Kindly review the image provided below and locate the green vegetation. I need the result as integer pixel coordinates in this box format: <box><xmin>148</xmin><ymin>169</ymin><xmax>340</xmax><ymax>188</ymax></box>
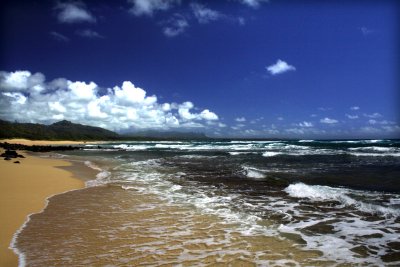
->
<box><xmin>0</xmin><ymin>120</ymin><xmax>119</xmax><ymax>141</ymax></box>
<box><xmin>0</xmin><ymin>120</ymin><xmax>210</xmax><ymax>141</ymax></box>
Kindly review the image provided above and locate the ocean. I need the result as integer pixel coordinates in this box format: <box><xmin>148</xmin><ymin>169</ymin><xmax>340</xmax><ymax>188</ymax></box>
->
<box><xmin>14</xmin><ymin>139</ymin><xmax>400</xmax><ymax>266</ymax></box>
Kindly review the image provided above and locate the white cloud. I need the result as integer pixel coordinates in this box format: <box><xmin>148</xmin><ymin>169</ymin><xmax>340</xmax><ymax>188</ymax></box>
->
<box><xmin>364</xmin><ymin>112</ymin><xmax>382</xmax><ymax>118</ymax></box>
<box><xmin>235</xmin><ymin>117</ymin><xmax>246</xmax><ymax>122</ymax></box>
<box><xmin>298</xmin><ymin>121</ymin><xmax>313</xmax><ymax>128</ymax></box>
<box><xmin>368</xmin><ymin>119</ymin><xmax>395</xmax><ymax>125</ymax></box>
<box><xmin>0</xmin><ymin>71</ymin><xmax>45</xmax><ymax>92</ymax></box>
<box><xmin>318</xmin><ymin>107</ymin><xmax>332</xmax><ymax>111</ymax></box>
<box><xmin>200</xmin><ymin>109</ymin><xmax>218</xmax><ymax>120</ymax></box>
<box><xmin>0</xmin><ymin>70</ymin><xmax>219</xmax><ymax>131</ymax></box>
<box><xmin>191</xmin><ymin>3</ymin><xmax>221</xmax><ymax>24</ymax></box>
<box><xmin>360</xmin><ymin>126</ymin><xmax>380</xmax><ymax>134</ymax></box>
<box><xmin>346</xmin><ymin>114</ymin><xmax>359</xmax><ymax>119</ymax></box>
<box><xmin>231</xmin><ymin>123</ymin><xmax>246</xmax><ymax>130</ymax></box>
<box><xmin>2</xmin><ymin>92</ymin><xmax>27</xmax><ymax>105</ymax></box>
<box><xmin>48</xmin><ymin>102</ymin><xmax>66</xmax><ymax>113</ymax></box>
<box><xmin>162</xmin><ymin>14</ymin><xmax>189</xmax><ymax>37</ymax></box>
<box><xmin>128</xmin><ymin>0</ymin><xmax>178</xmax><ymax>16</ymax></box>
<box><xmin>382</xmin><ymin>125</ymin><xmax>400</xmax><ymax>133</ymax></box>
<box><xmin>50</xmin><ymin>31</ymin><xmax>70</xmax><ymax>42</ymax></box>
<box><xmin>237</xmin><ymin>0</ymin><xmax>269</xmax><ymax>8</ymax></box>
<box><xmin>285</xmin><ymin>128</ymin><xmax>305</xmax><ymax>135</ymax></box>
<box><xmin>360</xmin><ymin>27</ymin><xmax>374</xmax><ymax>36</ymax></box>
<box><xmin>114</xmin><ymin>81</ymin><xmax>148</xmax><ymax>104</ymax></box>
<box><xmin>55</xmin><ymin>2</ymin><xmax>96</xmax><ymax>24</ymax></box>
<box><xmin>277</xmin><ymin>117</ymin><xmax>284</xmax><ymax>121</ymax></box>
<box><xmin>350</xmin><ymin>106</ymin><xmax>360</xmax><ymax>110</ymax></box>
<box><xmin>320</xmin><ymin>117</ymin><xmax>338</xmax><ymax>124</ymax></box>
<box><xmin>266</xmin><ymin>59</ymin><xmax>296</xmax><ymax>75</ymax></box>
<box><xmin>76</xmin><ymin>29</ymin><xmax>104</xmax><ymax>39</ymax></box>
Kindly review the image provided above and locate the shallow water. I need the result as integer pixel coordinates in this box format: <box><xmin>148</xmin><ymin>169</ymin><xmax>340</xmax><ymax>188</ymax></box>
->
<box><xmin>14</xmin><ymin>139</ymin><xmax>400</xmax><ymax>266</ymax></box>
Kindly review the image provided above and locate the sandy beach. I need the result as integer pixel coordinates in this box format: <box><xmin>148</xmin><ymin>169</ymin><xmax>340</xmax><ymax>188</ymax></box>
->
<box><xmin>0</xmin><ymin>139</ymin><xmax>96</xmax><ymax>146</ymax></box>
<box><xmin>0</xmin><ymin>142</ymin><xmax>86</xmax><ymax>267</ymax></box>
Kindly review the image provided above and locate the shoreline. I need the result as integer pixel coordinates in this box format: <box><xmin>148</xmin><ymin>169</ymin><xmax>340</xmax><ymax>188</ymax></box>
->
<box><xmin>0</xmin><ymin>145</ymin><xmax>88</xmax><ymax>267</ymax></box>
<box><xmin>0</xmin><ymin>138</ymin><xmax>101</xmax><ymax>146</ymax></box>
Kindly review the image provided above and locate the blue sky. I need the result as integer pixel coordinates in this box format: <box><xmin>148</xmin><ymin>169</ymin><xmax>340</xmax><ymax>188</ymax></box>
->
<box><xmin>0</xmin><ymin>0</ymin><xmax>399</xmax><ymax>138</ymax></box>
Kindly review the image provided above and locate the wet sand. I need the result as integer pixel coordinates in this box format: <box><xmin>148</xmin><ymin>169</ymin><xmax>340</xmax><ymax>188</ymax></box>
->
<box><xmin>0</xmin><ymin>148</ymin><xmax>85</xmax><ymax>267</ymax></box>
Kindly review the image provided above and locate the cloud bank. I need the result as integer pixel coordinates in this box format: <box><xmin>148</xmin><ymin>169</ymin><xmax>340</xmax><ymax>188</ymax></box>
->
<box><xmin>0</xmin><ymin>70</ymin><xmax>219</xmax><ymax>131</ymax></box>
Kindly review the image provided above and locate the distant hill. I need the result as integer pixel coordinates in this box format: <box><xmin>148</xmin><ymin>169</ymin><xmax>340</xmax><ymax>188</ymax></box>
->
<box><xmin>0</xmin><ymin>120</ymin><xmax>119</xmax><ymax>141</ymax></box>
<box><xmin>0</xmin><ymin>120</ymin><xmax>211</xmax><ymax>141</ymax></box>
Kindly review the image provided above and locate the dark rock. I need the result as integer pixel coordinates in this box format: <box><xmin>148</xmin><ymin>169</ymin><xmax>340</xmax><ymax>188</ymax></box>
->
<box><xmin>1</xmin><ymin>150</ymin><xmax>18</xmax><ymax>158</ymax></box>
<box><xmin>304</xmin><ymin>222</ymin><xmax>336</xmax><ymax>235</ymax></box>
<box><xmin>350</xmin><ymin>245</ymin><xmax>369</xmax><ymax>258</ymax></box>
<box><xmin>382</xmin><ymin>251</ymin><xmax>400</xmax><ymax>262</ymax></box>
<box><xmin>4</xmin><ymin>157</ymin><xmax>11</xmax><ymax>160</ymax></box>
<box><xmin>17</xmin><ymin>154</ymin><xmax>25</xmax><ymax>158</ymax></box>
<box><xmin>0</xmin><ymin>142</ymin><xmax>82</xmax><ymax>153</ymax></box>
<box><xmin>388</xmin><ymin>241</ymin><xmax>400</xmax><ymax>250</ymax></box>
<box><xmin>14</xmin><ymin>161</ymin><xmax>20</xmax><ymax>164</ymax></box>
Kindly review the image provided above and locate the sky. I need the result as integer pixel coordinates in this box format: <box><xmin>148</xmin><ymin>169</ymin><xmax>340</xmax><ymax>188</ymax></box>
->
<box><xmin>0</xmin><ymin>0</ymin><xmax>399</xmax><ymax>139</ymax></box>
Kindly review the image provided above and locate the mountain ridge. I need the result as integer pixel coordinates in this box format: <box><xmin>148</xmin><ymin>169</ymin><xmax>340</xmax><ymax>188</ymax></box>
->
<box><xmin>0</xmin><ymin>120</ymin><xmax>211</xmax><ymax>141</ymax></box>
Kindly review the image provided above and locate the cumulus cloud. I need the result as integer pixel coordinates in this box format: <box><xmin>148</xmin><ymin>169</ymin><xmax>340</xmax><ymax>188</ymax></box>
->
<box><xmin>191</xmin><ymin>3</ymin><xmax>221</xmax><ymax>24</ymax></box>
<box><xmin>350</xmin><ymin>106</ymin><xmax>360</xmax><ymax>110</ymax></box>
<box><xmin>235</xmin><ymin>117</ymin><xmax>246</xmax><ymax>122</ymax></box>
<box><xmin>237</xmin><ymin>0</ymin><xmax>269</xmax><ymax>8</ymax></box>
<box><xmin>55</xmin><ymin>2</ymin><xmax>96</xmax><ymax>24</ymax></box>
<box><xmin>0</xmin><ymin>70</ymin><xmax>219</xmax><ymax>131</ymax></box>
<box><xmin>128</xmin><ymin>0</ymin><xmax>179</xmax><ymax>16</ymax></box>
<box><xmin>320</xmin><ymin>117</ymin><xmax>338</xmax><ymax>124</ymax></box>
<box><xmin>200</xmin><ymin>109</ymin><xmax>218</xmax><ymax>120</ymax></box>
<box><xmin>162</xmin><ymin>14</ymin><xmax>189</xmax><ymax>37</ymax></box>
<box><xmin>266</xmin><ymin>59</ymin><xmax>296</xmax><ymax>75</ymax></box>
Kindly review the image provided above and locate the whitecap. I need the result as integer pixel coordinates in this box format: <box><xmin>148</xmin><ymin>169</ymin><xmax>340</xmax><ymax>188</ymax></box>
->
<box><xmin>262</xmin><ymin>151</ymin><xmax>281</xmax><ymax>157</ymax></box>
<box><xmin>284</xmin><ymin>183</ymin><xmax>400</xmax><ymax>217</ymax></box>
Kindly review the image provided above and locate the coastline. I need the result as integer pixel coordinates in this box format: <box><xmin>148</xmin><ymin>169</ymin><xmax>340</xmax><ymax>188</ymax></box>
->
<box><xmin>0</xmin><ymin>139</ymin><xmax>98</xmax><ymax>146</ymax></box>
<box><xmin>0</xmin><ymin>143</ymin><xmax>87</xmax><ymax>267</ymax></box>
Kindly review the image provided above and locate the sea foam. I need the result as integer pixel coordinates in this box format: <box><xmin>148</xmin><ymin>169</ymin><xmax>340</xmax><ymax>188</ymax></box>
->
<box><xmin>284</xmin><ymin>183</ymin><xmax>400</xmax><ymax>217</ymax></box>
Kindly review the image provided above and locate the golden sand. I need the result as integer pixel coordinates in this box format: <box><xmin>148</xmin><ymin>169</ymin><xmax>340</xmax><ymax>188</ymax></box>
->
<box><xmin>0</xmin><ymin>148</ymin><xmax>85</xmax><ymax>267</ymax></box>
<box><xmin>0</xmin><ymin>138</ymin><xmax>100</xmax><ymax>146</ymax></box>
